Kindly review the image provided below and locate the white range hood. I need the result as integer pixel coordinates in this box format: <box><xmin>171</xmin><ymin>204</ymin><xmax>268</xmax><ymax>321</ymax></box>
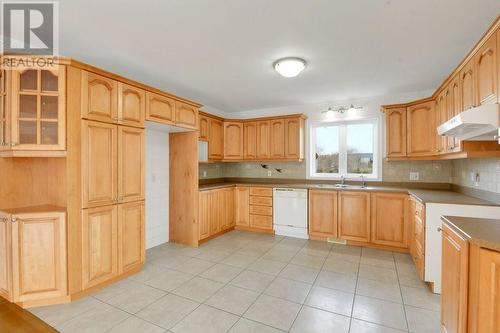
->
<box><xmin>437</xmin><ymin>104</ymin><xmax>500</xmax><ymax>141</ymax></box>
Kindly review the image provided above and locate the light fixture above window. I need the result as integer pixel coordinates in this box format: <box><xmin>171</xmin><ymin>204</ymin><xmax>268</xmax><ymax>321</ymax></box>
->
<box><xmin>321</xmin><ymin>104</ymin><xmax>363</xmax><ymax>115</ymax></box>
<box><xmin>274</xmin><ymin>57</ymin><xmax>307</xmax><ymax>78</ymax></box>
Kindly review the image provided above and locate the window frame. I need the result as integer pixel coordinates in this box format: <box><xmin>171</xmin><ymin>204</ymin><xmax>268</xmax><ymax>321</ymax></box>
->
<box><xmin>308</xmin><ymin>117</ymin><xmax>381</xmax><ymax>181</ymax></box>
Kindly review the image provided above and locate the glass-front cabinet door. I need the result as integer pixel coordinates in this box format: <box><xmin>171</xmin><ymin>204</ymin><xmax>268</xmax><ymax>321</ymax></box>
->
<box><xmin>10</xmin><ymin>67</ymin><xmax>66</xmax><ymax>152</ymax></box>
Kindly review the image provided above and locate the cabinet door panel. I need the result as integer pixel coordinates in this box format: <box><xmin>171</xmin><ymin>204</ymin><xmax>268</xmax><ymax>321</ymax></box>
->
<box><xmin>175</xmin><ymin>102</ymin><xmax>198</xmax><ymax>129</ymax></box>
<box><xmin>476</xmin><ymin>248</ymin><xmax>500</xmax><ymax>333</ymax></box>
<box><xmin>11</xmin><ymin>212</ymin><xmax>67</xmax><ymax>302</ymax></box>
<box><xmin>460</xmin><ymin>60</ymin><xmax>476</xmax><ymax>110</ymax></box>
<box><xmin>81</xmin><ymin>71</ymin><xmax>118</xmax><ymax>124</ymax></box>
<box><xmin>371</xmin><ymin>193</ymin><xmax>408</xmax><ymax>248</ymax></box>
<box><xmin>256</xmin><ymin>121</ymin><xmax>270</xmax><ymax>159</ymax></box>
<box><xmin>118</xmin><ymin>201</ymin><xmax>144</xmax><ymax>273</ymax></box>
<box><xmin>224</xmin><ymin>122</ymin><xmax>244</xmax><ymax>160</ymax></box>
<box><xmin>209</xmin><ymin>191</ymin><xmax>221</xmax><ymax>235</ymax></box>
<box><xmin>118</xmin><ymin>83</ymin><xmax>145</xmax><ymax>128</ymax></box>
<box><xmin>308</xmin><ymin>190</ymin><xmax>338</xmax><ymax>238</ymax></box>
<box><xmin>82</xmin><ymin>121</ymin><xmax>117</xmax><ymax>208</ymax></box>
<box><xmin>199</xmin><ymin>115</ymin><xmax>209</xmax><ymax>140</ymax></box>
<box><xmin>386</xmin><ymin>108</ymin><xmax>407</xmax><ymax>157</ymax></box>
<box><xmin>244</xmin><ymin>122</ymin><xmax>257</xmax><ymax>159</ymax></box>
<box><xmin>449</xmin><ymin>75</ymin><xmax>462</xmax><ymax>152</ymax></box>
<box><xmin>269</xmin><ymin>119</ymin><xmax>285</xmax><ymax>158</ymax></box>
<box><xmin>198</xmin><ymin>191</ymin><xmax>210</xmax><ymax>240</ymax></box>
<box><xmin>145</xmin><ymin>92</ymin><xmax>175</xmax><ymax>124</ymax></box>
<box><xmin>338</xmin><ymin>192</ymin><xmax>370</xmax><ymax>243</ymax></box>
<box><xmin>0</xmin><ymin>212</ymin><xmax>11</xmax><ymax>300</ymax></box>
<box><xmin>235</xmin><ymin>187</ymin><xmax>250</xmax><ymax>227</ymax></box>
<box><xmin>118</xmin><ymin>126</ymin><xmax>144</xmax><ymax>203</ymax></box>
<box><xmin>285</xmin><ymin>118</ymin><xmax>304</xmax><ymax>159</ymax></box>
<box><xmin>407</xmin><ymin>101</ymin><xmax>435</xmax><ymax>157</ymax></box>
<box><xmin>475</xmin><ymin>33</ymin><xmax>498</xmax><ymax>105</ymax></box>
<box><xmin>441</xmin><ymin>224</ymin><xmax>468</xmax><ymax>333</ymax></box>
<box><xmin>82</xmin><ymin>205</ymin><xmax>118</xmax><ymax>289</ymax></box>
<box><xmin>250</xmin><ymin>214</ymin><xmax>272</xmax><ymax>230</ymax></box>
<box><xmin>208</xmin><ymin>118</ymin><xmax>224</xmax><ymax>160</ymax></box>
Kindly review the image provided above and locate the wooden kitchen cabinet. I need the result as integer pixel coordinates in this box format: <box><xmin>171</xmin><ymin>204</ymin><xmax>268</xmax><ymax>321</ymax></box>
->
<box><xmin>198</xmin><ymin>191</ymin><xmax>210</xmax><ymax>240</ymax></box>
<box><xmin>441</xmin><ymin>223</ymin><xmax>469</xmax><ymax>333</ymax></box>
<box><xmin>406</xmin><ymin>101</ymin><xmax>436</xmax><ymax>157</ymax></box>
<box><xmin>284</xmin><ymin>117</ymin><xmax>305</xmax><ymax>159</ymax></box>
<box><xmin>198</xmin><ymin>188</ymin><xmax>236</xmax><ymax>241</ymax></box>
<box><xmin>435</xmin><ymin>89</ymin><xmax>450</xmax><ymax>155</ymax></box>
<box><xmin>81</xmin><ymin>71</ymin><xmax>118</xmax><ymax>124</ymax></box>
<box><xmin>269</xmin><ymin>119</ymin><xmax>285</xmax><ymax>158</ymax></box>
<box><xmin>220</xmin><ymin>188</ymin><xmax>235</xmax><ymax>230</ymax></box>
<box><xmin>5</xmin><ymin>67</ymin><xmax>66</xmax><ymax>154</ymax></box>
<box><xmin>370</xmin><ymin>192</ymin><xmax>409</xmax><ymax>249</ymax></box>
<box><xmin>82</xmin><ymin>205</ymin><xmax>118</xmax><ymax>289</ymax></box>
<box><xmin>385</xmin><ymin>107</ymin><xmax>407</xmax><ymax>158</ymax></box>
<box><xmin>208</xmin><ymin>118</ymin><xmax>224</xmax><ymax>160</ymax></box>
<box><xmin>118</xmin><ymin>201</ymin><xmax>144</xmax><ymax>274</ymax></box>
<box><xmin>448</xmin><ymin>75</ymin><xmax>462</xmax><ymax>153</ymax></box>
<box><xmin>410</xmin><ymin>197</ymin><xmax>426</xmax><ymax>280</ymax></box>
<box><xmin>474</xmin><ymin>32</ymin><xmax>497</xmax><ymax>105</ymax></box>
<box><xmin>118</xmin><ymin>83</ymin><xmax>145</xmax><ymax>128</ymax></box>
<box><xmin>0</xmin><ymin>211</ymin><xmax>10</xmax><ymax>301</ymax></box>
<box><xmin>118</xmin><ymin>126</ymin><xmax>144</xmax><ymax>203</ymax></box>
<box><xmin>82</xmin><ymin>120</ymin><xmax>118</xmax><ymax>208</ymax></box>
<box><xmin>338</xmin><ymin>192</ymin><xmax>371</xmax><ymax>243</ymax></box>
<box><xmin>175</xmin><ymin>101</ymin><xmax>198</xmax><ymax>129</ymax></box>
<box><xmin>459</xmin><ymin>59</ymin><xmax>477</xmax><ymax>111</ymax></box>
<box><xmin>199</xmin><ymin>115</ymin><xmax>209</xmax><ymax>140</ymax></box>
<box><xmin>235</xmin><ymin>187</ymin><xmax>250</xmax><ymax>227</ymax></box>
<box><xmin>244</xmin><ymin>122</ymin><xmax>257</xmax><ymax>159</ymax></box>
<box><xmin>145</xmin><ymin>92</ymin><xmax>176</xmax><ymax>125</ymax></box>
<box><xmin>224</xmin><ymin>121</ymin><xmax>244</xmax><ymax>160</ymax></box>
<box><xmin>256</xmin><ymin>120</ymin><xmax>270</xmax><ymax>159</ymax></box>
<box><xmin>308</xmin><ymin>190</ymin><xmax>338</xmax><ymax>239</ymax></box>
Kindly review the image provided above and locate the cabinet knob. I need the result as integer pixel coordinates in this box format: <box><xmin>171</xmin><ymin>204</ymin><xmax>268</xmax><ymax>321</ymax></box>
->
<box><xmin>11</xmin><ymin>217</ymin><xmax>18</xmax><ymax>223</ymax></box>
<box><xmin>10</xmin><ymin>142</ymin><xmax>17</xmax><ymax>147</ymax></box>
<box><xmin>0</xmin><ymin>217</ymin><xmax>7</xmax><ymax>222</ymax></box>
<box><xmin>437</xmin><ymin>227</ymin><xmax>442</xmax><ymax>232</ymax></box>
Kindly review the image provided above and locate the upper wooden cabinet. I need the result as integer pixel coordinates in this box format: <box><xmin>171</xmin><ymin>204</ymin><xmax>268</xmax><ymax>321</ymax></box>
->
<box><xmin>441</xmin><ymin>223</ymin><xmax>469</xmax><ymax>333</ymax></box>
<box><xmin>145</xmin><ymin>92</ymin><xmax>176</xmax><ymax>125</ymax></box>
<box><xmin>118</xmin><ymin>83</ymin><xmax>145</xmax><ymax>128</ymax></box>
<box><xmin>199</xmin><ymin>115</ymin><xmax>209</xmax><ymax>140</ymax></box>
<box><xmin>309</xmin><ymin>190</ymin><xmax>338</xmax><ymax>239</ymax></box>
<box><xmin>2</xmin><ymin>67</ymin><xmax>66</xmax><ymax>155</ymax></box>
<box><xmin>256</xmin><ymin>120</ymin><xmax>270</xmax><ymax>159</ymax></box>
<box><xmin>82</xmin><ymin>71</ymin><xmax>118</xmax><ymax>124</ymax></box>
<box><xmin>338</xmin><ymin>191</ymin><xmax>371</xmax><ymax>243</ymax></box>
<box><xmin>449</xmin><ymin>75</ymin><xmax>462</xmax><ymax>153</ymax></box>
<box><xmin>385</xmin><ymin>107</ymin><xmax>407</xmax><ymax>158</ymax></box>
<box><xmin>370</xmin><ymin>192</ymin><xmax>408</xmax><ymax>249</ymax></box>
<box><xmin>208</xmin><ymin>118</ymin><xmax>224</xmax><ymax>160</ymax></box>
<box><xmin>474</xmin><ymin>33</ymin><xmax>498</xmax><ymax>105</ymax></box>
<box><xmin>459</xmin><ymin>59</ymin><xmax>477</xmax><ymax>111</ymax></box>
<box><xmin>175</xmin><ymin>101</ymin><xmax>198</xmax><ymax>130</ymax></box>
<box><xmin>118</xmin><ymin>126</ymin><xmax>144</xmax><ymax>203</ymax></box>
<box><xmin>406</xmin><ymin>101</ymin><xmax>436</xmax><ymax>157</ymax></box>
<box><xmin>269</xmin><ymin>119</ymin><xmax>285</xmax><ymax>158</ymax></box>
<box><xmin>285</xmin><ymin>117</ymin><xmax>305</xmax><ymax>159</ymax></box>
<box><xmin>224</xmin><ymin>122</ymin><xmax>244</xmax><ymax>160</ymax></box>
<box><xmin>244</xmin><ymin>122</ymin><xmax>257</xmax><ymax>159</ymax></box>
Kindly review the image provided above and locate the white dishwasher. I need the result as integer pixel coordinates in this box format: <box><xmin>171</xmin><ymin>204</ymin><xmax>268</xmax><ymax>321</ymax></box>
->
<box><xmin>273</xmin><ymin>188</ymin><xmax>308</xmax><ymax>239</ymax></box>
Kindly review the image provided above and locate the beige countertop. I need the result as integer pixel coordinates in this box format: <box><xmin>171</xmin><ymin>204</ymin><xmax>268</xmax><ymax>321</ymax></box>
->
<box><xmin>441</xmin><ymin>216</ymin><xmax>500</xmax><ymax>252</ymax></box>
<box><xmin>199</xmin><ymin>182</ymin><xmax>498</xmax><ymax>206</ymax></box>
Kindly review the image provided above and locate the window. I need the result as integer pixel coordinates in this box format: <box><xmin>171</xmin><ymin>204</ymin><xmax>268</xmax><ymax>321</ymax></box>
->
<box><xmin>309</xmin><ymin>118</ymin><xmax>380</xmax><ymax>179</ymax></box>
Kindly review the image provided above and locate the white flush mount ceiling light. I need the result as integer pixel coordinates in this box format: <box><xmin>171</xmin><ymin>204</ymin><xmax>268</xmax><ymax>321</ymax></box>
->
<box><xmin>321</xmin><ymin>104</ymin><xmax>363</xmax><ymax>115</ymax></box>
<box><xmin>274</xmin><ymin>57</ymin><xmax>307</xmax><ymax>78</ymax></box>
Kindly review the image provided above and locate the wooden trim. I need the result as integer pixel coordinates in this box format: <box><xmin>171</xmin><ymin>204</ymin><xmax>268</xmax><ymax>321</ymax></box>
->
<box><xmin>197</xmin><ymin>227</ymin><xmax>235</xmax><ymax>246</ymax></box>
<box><xmin>199</xmin><ymin>111</ymin><xmax>308</xmax><ymax>123</ymax></box>
<box><xmin>234</xmin><ymin>225</ymin><xmax>275</xmax><ymax>234</ymax></box>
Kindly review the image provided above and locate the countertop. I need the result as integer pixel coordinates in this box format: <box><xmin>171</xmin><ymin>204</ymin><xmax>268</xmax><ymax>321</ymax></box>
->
<box><xmin>441</xmin><ymin>216</ymin><xmax>500</xmax><ymax>251</ymax></box>
<box><xmin>199</xmin><ymin>182</ymin><xmax>499</xmax><ymax>206</ymax></box>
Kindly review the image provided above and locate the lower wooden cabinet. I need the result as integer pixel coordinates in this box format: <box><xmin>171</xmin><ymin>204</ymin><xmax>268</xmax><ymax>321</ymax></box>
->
<box><xmin>235</xmin><ymin>187</ymin><xmax>250</xmax><ymax>227</ymax></box>
<box><xmin>308</xmin><ymin>190</ymin><xmax>338</xmax><ymax>239</ymax></box>
<box><xmin>338</xmin><ymin>192</ymin><xmax>371</xmax><ymax>243</ymax></box>
<box><xmin>410</xmin><ymin>197</ymin><xmax>426</xmax><ymax>280</ymax></box>
<box><xmin>118</xmin><ymin>201</ymin><xmax>145</xmax><ymax>274</ymax></box>
<box><xmin>370</xmin><ymin>192</ymin><xmax>409</xmax><ymax>248</ymax></box>
<box><xmin>441</xmin><ymin>223</ymin><xmax>469</xmax><ymax>333</ymax></box>
<box><xmin>198</xmin><ymin>188</ymin><xmax>235</xmax><ymax>241</ymax></box>
<box><xmin>0</xmin><ymin>209</ymin><xmax>67</xmax><ymax>304</ymax></box>
<box><xmin>248</xmin><ymin>187</ymin><xmax>273</xmax><ymax>232</ymax></box>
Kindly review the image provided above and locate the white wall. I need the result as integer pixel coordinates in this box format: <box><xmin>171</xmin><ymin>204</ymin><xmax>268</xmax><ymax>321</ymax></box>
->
<box><xmin>145</xmin><ymin>127</ymin><xmax>170</xmax><ymax>249</ymax></box>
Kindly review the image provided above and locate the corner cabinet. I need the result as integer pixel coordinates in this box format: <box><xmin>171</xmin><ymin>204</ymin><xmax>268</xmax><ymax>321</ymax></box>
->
<box><xmin>224</xmin><ymin>121</ymin><xmax>244</xmax><ymax>160</ymax></box>
<box><xmin>0</xmin><ymin>209</ymin><xmax>67</xmax><ymax>305</ymax></box>
<box><xmin>406</xmin><ymin>101</ymin><xmax>436</xmax><ymax>157</ymax></box>
<box><xmin>385</xmin><ymin>107</ymin><xmax>407</xmax><ymax>158</ymax></box>
<box><xmin>1</xmin><ymin>67</ymin><xmax>66</xmax><ymax>156</ymax></box>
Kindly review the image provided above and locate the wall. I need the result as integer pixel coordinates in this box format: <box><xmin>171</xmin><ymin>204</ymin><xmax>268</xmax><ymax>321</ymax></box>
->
<box><xmin>145</xmin><ymin>127</ymin><xmax>170</xmax><ymax>249</ymax></box>
<box><xmin>452</xmin><ymin>158</ymin><xmax>500</xmax><ymax>193</ymax></box>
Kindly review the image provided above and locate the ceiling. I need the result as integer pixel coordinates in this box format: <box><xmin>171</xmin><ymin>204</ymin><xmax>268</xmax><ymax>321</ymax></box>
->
<box><xmin>60</xmin><ymin>1</ymin><xmax>500</xmax><ymax>112</ymax></box>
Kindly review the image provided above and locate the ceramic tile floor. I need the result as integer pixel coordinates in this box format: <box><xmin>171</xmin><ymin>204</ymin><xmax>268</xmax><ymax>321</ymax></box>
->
<box><xmin>29</xmin><ymin>230</ymin><xmax>441</xmax><ymax>333</ymax></box>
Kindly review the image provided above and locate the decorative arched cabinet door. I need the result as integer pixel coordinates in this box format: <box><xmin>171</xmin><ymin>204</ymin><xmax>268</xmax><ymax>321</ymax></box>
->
<box><xmin>81</xmin><ymin>71</ymin><xmax>118</xmax><ymax>124</ymax></box>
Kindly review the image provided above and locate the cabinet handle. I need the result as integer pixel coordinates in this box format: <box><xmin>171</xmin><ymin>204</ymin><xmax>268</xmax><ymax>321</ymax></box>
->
<box><xmin>11</xmin><ymin>217</ymin><xmax>18</xmax><ymax>223</ymax></box>
<box><xmin>10</xmin><ymin>142</ymin><xmax>17</xmax><ymax>147</ymax></box>
<box><xmin>0</xmin><ymin>217</ymin><xmax>7</xmax><ymax>222</ymax></box>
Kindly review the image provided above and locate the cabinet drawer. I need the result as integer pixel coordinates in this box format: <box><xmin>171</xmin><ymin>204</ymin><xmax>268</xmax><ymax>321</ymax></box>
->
<box><xmin>249</xmin><ymin>205</ymin><xmax>272</xmax><ymax>216</ymax></box>
<box><xmin>249</xmin><ymin>187</ymin><xmax>273</xmax><ymax>197</ymax></box>
<box><xmin>250</xmin><ymin>214</ymin><xmax>273</xmax><ymax>230</ymax></box>
<box><xmin>249</xmin><ymin>196</ymin><xmax>273</xmax><ymax>206</ymax></box>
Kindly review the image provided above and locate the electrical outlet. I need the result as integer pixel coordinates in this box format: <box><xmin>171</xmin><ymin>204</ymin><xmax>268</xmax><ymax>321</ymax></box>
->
<box><xmin>267</xmin><ymin>170</ymin><xmax>272</xmax><ymax>177</ymax></box>
<box><xmin>409</xmin><ymin>172</ymin><xmax>419</xmax><ymax>181</ymax></box>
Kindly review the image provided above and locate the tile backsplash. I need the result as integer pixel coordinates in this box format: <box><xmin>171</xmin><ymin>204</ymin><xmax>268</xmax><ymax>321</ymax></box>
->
<box><xmin>199</xmin><ymin>159</ymin><xmax>453</xmax><ymax>183</ymax></box>
<box><xmin>452</xmin><ymin>158</ymin><xmax>500</xmax><ymax>193</ymax></box>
